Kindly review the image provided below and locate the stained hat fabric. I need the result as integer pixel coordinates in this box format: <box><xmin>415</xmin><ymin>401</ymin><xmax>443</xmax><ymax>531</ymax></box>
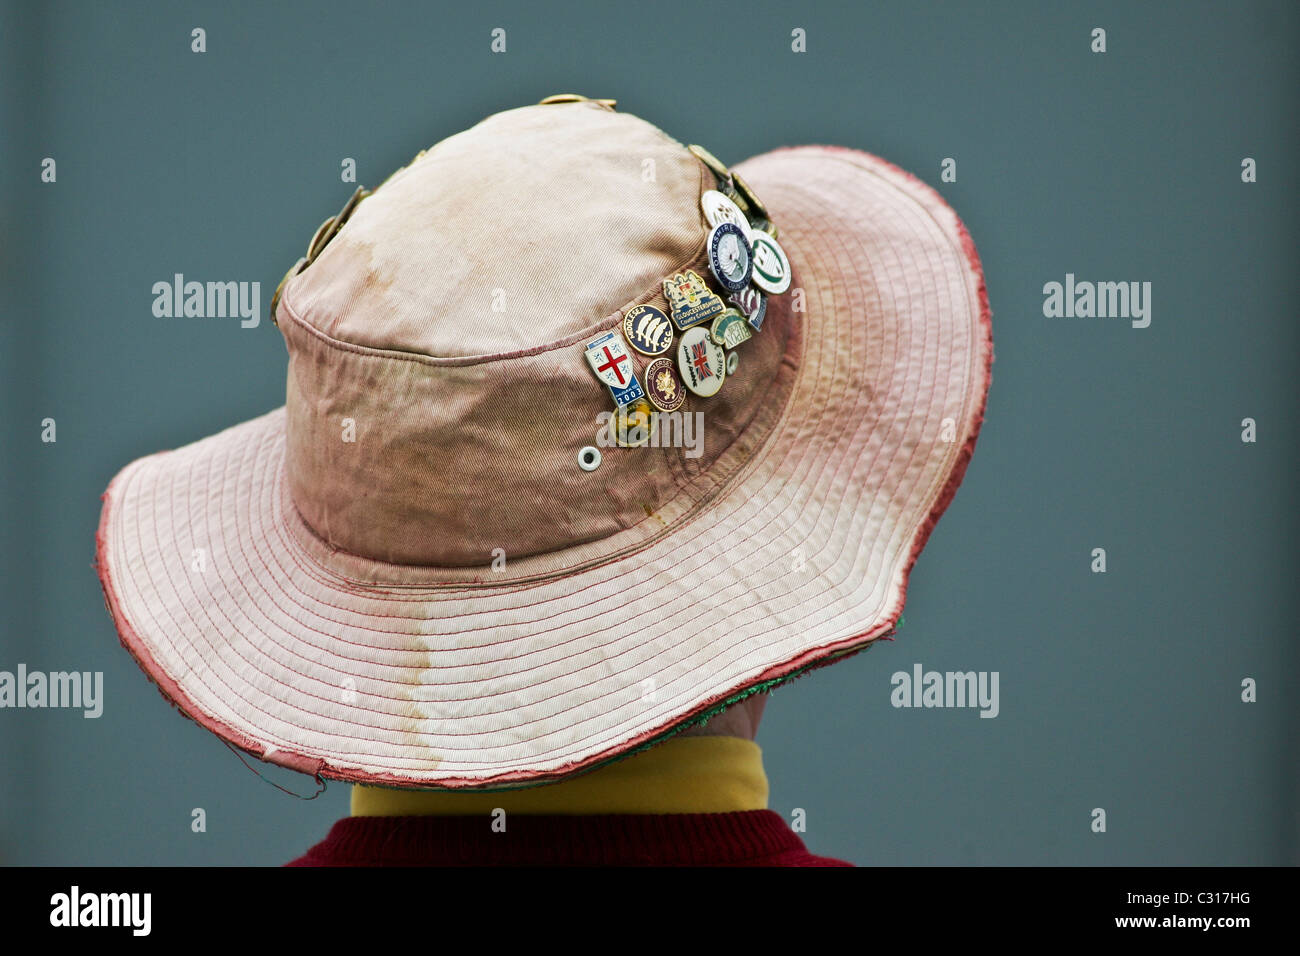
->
<box><xmin>95</xmin><ymin>98</ymin><xmax>993</xmax><ymax>789</ymax></box>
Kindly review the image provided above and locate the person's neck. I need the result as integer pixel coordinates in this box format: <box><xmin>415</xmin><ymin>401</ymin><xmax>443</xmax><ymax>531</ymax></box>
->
<box><xmin>351</xmin><ymin>735</ymin><xmax>768</xmax><ymax>816</ymax></box>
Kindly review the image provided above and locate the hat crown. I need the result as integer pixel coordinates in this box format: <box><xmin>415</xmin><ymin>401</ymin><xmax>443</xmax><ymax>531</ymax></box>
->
<box><xmin>280</xmin><ymin>102</ymin><xmax>707</xmax><ymax>359</ymax></box>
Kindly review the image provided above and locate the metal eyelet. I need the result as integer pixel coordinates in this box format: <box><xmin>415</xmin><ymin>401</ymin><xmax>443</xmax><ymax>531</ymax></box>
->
<box><xmin>578</xmin><ymin>446</ymin><xmax>602</xmax><ymax>471</ymax></box>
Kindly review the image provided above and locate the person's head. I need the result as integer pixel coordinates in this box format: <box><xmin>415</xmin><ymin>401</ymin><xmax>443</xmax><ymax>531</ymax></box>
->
<box><xmin>677</xmin><ymin>692</ymin><xmax>767</xmax><ymax>741</ymax></box>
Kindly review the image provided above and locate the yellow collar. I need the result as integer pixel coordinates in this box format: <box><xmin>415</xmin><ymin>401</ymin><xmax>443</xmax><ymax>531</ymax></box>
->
<box><xmin>351</xmin><ymin>736</ymin><xmax>768</xmax><ymax>816</ymax></box>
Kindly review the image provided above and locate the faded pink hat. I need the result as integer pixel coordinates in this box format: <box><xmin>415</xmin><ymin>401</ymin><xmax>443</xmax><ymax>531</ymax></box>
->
<box><xmin>95</xmin><ymin>96</ymin><xmax>993</xmax><ymax>789</ymax></box>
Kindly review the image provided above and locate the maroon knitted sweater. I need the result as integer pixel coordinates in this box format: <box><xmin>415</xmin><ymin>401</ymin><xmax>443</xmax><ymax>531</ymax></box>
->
<box><xmin>287</xmin><ymin>811</ymin><xmax>853</xmax><ymax>867</ymax></box>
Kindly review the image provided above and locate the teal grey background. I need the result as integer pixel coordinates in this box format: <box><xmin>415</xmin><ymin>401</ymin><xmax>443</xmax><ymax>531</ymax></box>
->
<box><xmin>2</xmin><ymin>0</ymin><xmax>1296</xmax><ymax>865</ymax></box>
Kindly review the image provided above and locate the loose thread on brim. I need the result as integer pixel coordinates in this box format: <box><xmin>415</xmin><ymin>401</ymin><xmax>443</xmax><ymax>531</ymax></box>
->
<box><xmin>223</xmin><ymin>740</ymin><xmax>327</xmax><ymax>800</ymax></box>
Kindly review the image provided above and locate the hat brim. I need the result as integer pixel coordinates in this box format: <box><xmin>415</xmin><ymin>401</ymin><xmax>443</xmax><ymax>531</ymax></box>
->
<box><xmin>95</xmin><ymin>145</ymin><xmax>992</xmax><ymax>789</ymax></box>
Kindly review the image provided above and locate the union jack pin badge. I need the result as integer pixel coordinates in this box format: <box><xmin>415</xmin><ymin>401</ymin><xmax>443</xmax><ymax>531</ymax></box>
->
<box><xmin>676</xmin><ymin>326</ymin><xmax>726</xmax><ymax>398</ymax></box>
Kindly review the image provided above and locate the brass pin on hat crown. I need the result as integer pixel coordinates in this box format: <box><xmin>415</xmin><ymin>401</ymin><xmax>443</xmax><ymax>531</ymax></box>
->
<box><xmin>539</xmin><ymin>93</ymin><xmax>617</xmax><ymax>109</ymax></box>
<box><xmin>270</xmin><ymin>185</ymin><xmax>370</xmax><ymax>326</ymax></box>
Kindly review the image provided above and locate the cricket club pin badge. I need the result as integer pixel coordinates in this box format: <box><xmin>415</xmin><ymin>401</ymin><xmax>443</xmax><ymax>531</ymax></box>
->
<box><xmin>701</xmin><ymin>189</ymin><xmax>751</xmax><ymax>241</ymax></box>
<box><xmin>584</xmin><ymin>331</ymin><xmax>644</xmax><ymax>407</ymax></box>
<box><xmin>644</xmin><ymin>357</ymin><xmax>686</xmax><ymax>412</ymax></box>
<box><xmin>677</xmin><ymin>326</ymin><xmax>726</xmax><ymax>398</ymax></box>
<box><xmin>710</xmin><ymin>309</ymin><xmax>753</xmax><ymax>349</ymax></box>
<box><xmin>622</xmin><ymin>304</ymin><xmax>674</xmax><ymax>357</ymax></box>
<box><xmin>729</xmin><ymin>286</ymin><xmax>767</xmax><ymax>332</ymax></box>
<box><xmin>707</xmin><ymin>222</ymin><xmax>753</xmax><ymax>293</ymax></box>
<box><xmin>663</xmin><ymin>269</ymin><xmax>725</xmax><ymax>331</ymax></box>
<box><xmin>749</xmin><ymin>231</ymin><xmax>792</xmax><ymax>295</ymax></box>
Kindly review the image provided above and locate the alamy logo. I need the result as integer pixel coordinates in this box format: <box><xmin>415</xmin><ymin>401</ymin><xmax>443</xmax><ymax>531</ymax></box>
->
<box><xmin>1042</xmin><ymin>273</ymin><xmax>1151</xmax><ymax>328</ymax></box>
<box><xmin>50</xmin><ymin>886</ymin><xmax>150</xmax><ymax>936</ymax></box>
<box><xmin>595</xmin><ymin>409</ymin><xmax>705</xmax><ymax>458</ymax></box>
<box><xmin>151</xmin><ymin>273</ymin><xmax>261</xmax><ymax>328</ymax></box>
<box><xmin>0</xmin><ymin>664</ymin><xmax>103</xmax><ymax>718</ymax></box>
<box><xmin>890</xmin><ymin>663</ymin><xmax>999</xmax><ymax>718</ymax></box>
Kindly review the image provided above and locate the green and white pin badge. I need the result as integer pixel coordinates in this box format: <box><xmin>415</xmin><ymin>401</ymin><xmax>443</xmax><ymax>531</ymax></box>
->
<box><xmin>750</xmin><ymin>232</ymin><xmax>791</xmax><ymax>295</ymax></box>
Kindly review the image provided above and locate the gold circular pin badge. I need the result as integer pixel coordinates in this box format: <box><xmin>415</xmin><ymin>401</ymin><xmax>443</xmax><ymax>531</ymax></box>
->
<box><xmin>614</xmin><ymin>398</ymin><xmax>656</xmax><ymax>447</ymax></box>
<box><xmin>270</xmin><ymin>186</ymin><xmax>370</xmax><ymax>326</ymax></box>
<box><xmin>719</xmin><ymin>181</ymin><xmax>751</xmax><ymax>221</ymax></box>
<box><xmin>688</xmin><ymin>144</ymin><xmax>731</xmax><ymax>183</ymax></box>
<box><xmin>270</xmin><ymin>258</ymin><xmax>305</xmax><ymax>326</ymax></box>
<box><xmin>539</xmin><ymin>94</ymin><xmax>617</xmax><ymax>108</ymax></box>
<box><xmin>730</xmin><ymin>172</ymin><xmax>770</xmax><ymax>224</ymax></box>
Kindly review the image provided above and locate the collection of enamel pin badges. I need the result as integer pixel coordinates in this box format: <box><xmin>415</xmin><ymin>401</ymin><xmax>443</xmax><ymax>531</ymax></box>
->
<box><xmin>582</xmin><ymin>145</ymin><xmax>793</xmax><ymax>448</ymax></box>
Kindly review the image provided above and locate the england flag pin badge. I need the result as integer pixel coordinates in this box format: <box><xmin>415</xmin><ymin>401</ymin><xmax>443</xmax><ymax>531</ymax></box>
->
<box><xmin>584</xmin><ymin>331</ymin><xmax>644</xmax><ymax>407</ymax></box>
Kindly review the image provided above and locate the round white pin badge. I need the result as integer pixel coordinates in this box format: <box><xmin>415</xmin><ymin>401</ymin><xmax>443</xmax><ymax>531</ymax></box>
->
<box><xmin>707</xmin><ymin>222</ymin><xmax>753</xmax><ymax>293</ymax></box>
<box><xmin>677</xmin><ymin>326</ymin><xmax>726</xmax><ymax>397</ymax></box>
<box><xmin>749</xmin><ymin>231</ymin><xmax>792</xmax><ymax>295</ymax></box>
<box><xmin>700</xmin><ymin>189</ymin><xmax>751</xmax><ymax>241</ymax></box>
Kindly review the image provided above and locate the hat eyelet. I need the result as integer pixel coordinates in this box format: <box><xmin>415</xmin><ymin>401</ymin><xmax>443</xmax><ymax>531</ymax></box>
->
<box><xmin>578</xmin><ymin>446</ymin><xmax>602</xmax><ymax>471</ymax></box>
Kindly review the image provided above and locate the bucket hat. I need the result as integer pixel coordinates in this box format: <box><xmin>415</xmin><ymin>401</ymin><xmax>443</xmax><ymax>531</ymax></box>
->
<box><xmin>95</xmin><ymin>95</ymin><xmax>993</xmax><ymax>789</ymax></box>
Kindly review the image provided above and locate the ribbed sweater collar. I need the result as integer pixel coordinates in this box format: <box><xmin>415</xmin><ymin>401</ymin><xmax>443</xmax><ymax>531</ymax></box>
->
<box><xmin>290</xmin><ymin>810</ymin><xmax>809</xmax><ymax>866</ymax></box>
